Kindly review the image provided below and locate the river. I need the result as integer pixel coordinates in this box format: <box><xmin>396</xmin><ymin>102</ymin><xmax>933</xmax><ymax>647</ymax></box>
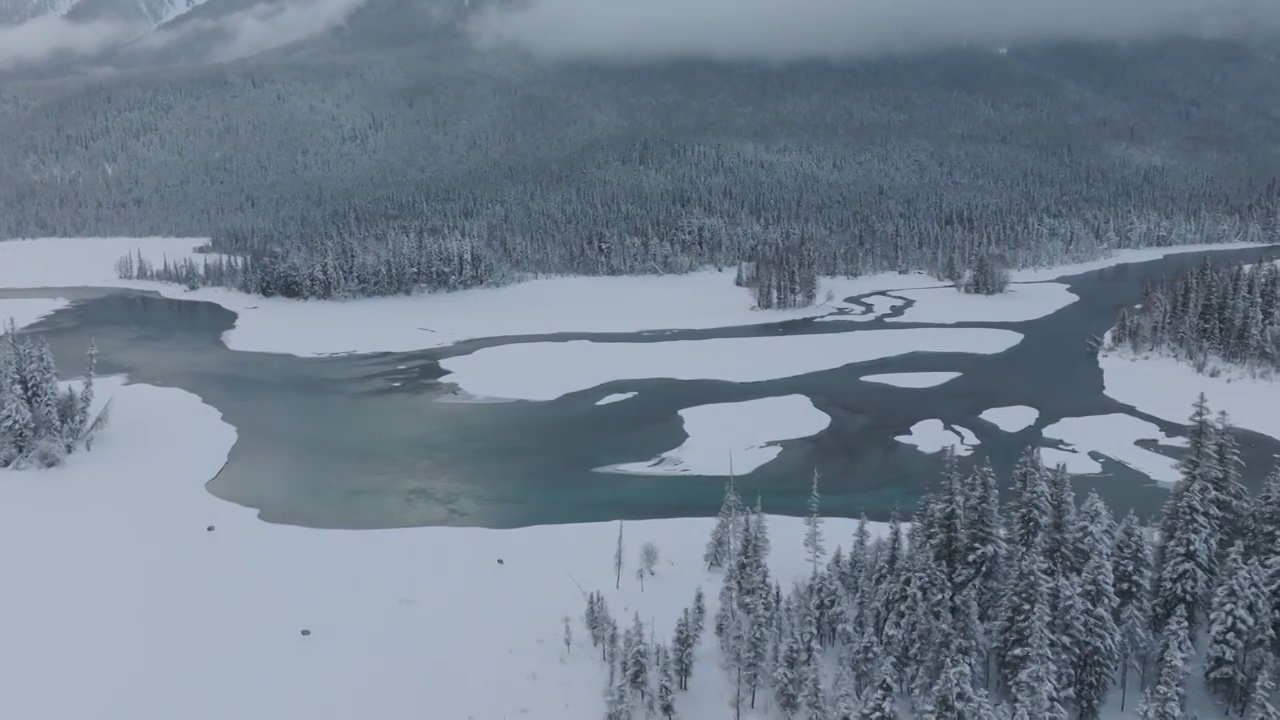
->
<box><xmin>7</xmin><ymin>246</ymin><xmax>1279</xmax><ymax>529</ymax></box>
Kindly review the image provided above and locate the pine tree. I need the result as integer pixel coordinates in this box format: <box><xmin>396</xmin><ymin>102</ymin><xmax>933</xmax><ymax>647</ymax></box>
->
<box><xmin>1248</xmin><ymin>655</ymin><xmax>1280</xmax><ymax>720</ymax></box>
<box><xmin>656</xmin><ymin>645</ymin><xmax>677</xmax><ymax>719</ymax></box>
<box><xmin>624</xmin><ymin>614</ymin><xmax>651</xmax><ymax>702</ymax></box>
<box><xmin>800</xmin><ymin>657</ymin><xmax>828</xmax><ymax>720</ymax></box>
<box><xmin>1073</xmin><ymin>492</ymin><xmax>1120</xmax><ymax>720</ymax></box>
<box><xmin>1154</xmin><ymin>420</ymin><xmax>1219</xmax><ymax>635</ymax></box>
<box><xmin>1113</xmin><ymin>512</ymin><xmax>1153</xmax><ymax>711</ymax></box>
<box><xmin>805</xmin><ymin>469</ymin><xmax>826</xmax><ymax>573</ymax></box>
<box><xmin>1008</xmin><ymin>448</ymin><xmax>1051</xmax><ymax>551</ymax></box>
<box><xmin>1140</xmin><ymin>605</ymin><xmax>1192</xmax><ymax>720</ymax></box>
<box><xmin>859</xmin><ymin>658</ymin><xmax>900</xmax><ymax>720</ymax></box>
<box><xmin>605</xmin><ymin>660</ymin><xmax>634</xmax><ymax>720</ymax></box>
<box><xmin>691</xmin><ymin>587</ymin><xmax>706</xmax><ymax>641</ymax></box>
<box><xmin>773</xmin><ymin>634</ymin><xmax>804</xmax><ymax>719</ymax></box>
<box><xmin>615</xmin><ymin>521</ymin><xmax>625</xmax><ymax>590</ymax></box>
<box><xmin>1206</xmin><ymin>541</ymin><xmax>1259</xmax><ymax>712</ymax></box>
<box><xmin>1210</xmin><ymin>411</ymin><xmax>1249</xmax><ymax>547</ymax></box>
<box><xmin>706</xmin><ymin>479</ymin><xmax>743</xmax><ymax>569</ymax></box>
<box><xmin>671</xmin><ymin>610</ymin><xmax>693</xmax><ymax>690</ymax></box>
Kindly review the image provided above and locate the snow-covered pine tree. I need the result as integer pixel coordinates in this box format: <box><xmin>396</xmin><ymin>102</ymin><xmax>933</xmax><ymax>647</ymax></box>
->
<box><xmin>799</xmin><ymin>654</ymin><xmax>828</xmax><ymax>720</ymax></box>
<box><xmin>706</xmin><ymin>478</ymin><xmax>743</xmax><ymax>569</ymax></box>
<box><xmin>1140</xmin><ymin>605</ymin><xmax>1192</xmax><ymax>720</ymax></box>
<box><xmin>1206</xmin><ymin>541</ymin><xmax>1259</xmax><ymax>712</ymax></box>
<box><xmin>860</xmin><ymin>657</ymin><xmax>901</xmax><ymax>720</ymax></box>
<box><xmin>773</xmin><ymin>632</ymin><xmax>804</xmax><ymax>719</ymax></box>
<box><xmin>1073</xmin><ymin>491</ymin><xmax>1120</xmax><ymax>720</ymax></box>
<box><xmin>1007</xmin><ymin>448</ymin><xmax>1051</xmax><ymax>551</ymax></box>
<box><xmin>754</xmin><ymin>495</ymin><xmax>771</xmax><ymax>559</ymax></box>
<box><xmin>605</xmin><ymin>659</ymin><xmax>634</xmax><ymax>720</ymax></box>
<box><xmin>1210</xmin><ymin>411</ymin><xmax>1249</xmax><ymax>548</ymax></box>
<box><xmin>996</xmin><ymin>534</ymin><xmax>1054</xmax><ymax>697</ymax></box>
<box><xmin>1113</xmin><ymin>511</ymin><xmax>1153</xmax><ymax>711</ymax></box>
<box><xmin>1248</xmin><ymin>655</ymin><xmax>1280</xmax><ymax>720</ymax></box>
<box><xmin>691</xmin><ymin>587</ymin><xmax>706</xmax><ymax>641</ymax></box>
<box><xmin>625</xmin><ymin>614</ymin><xmax>651</xmax><ymax>703</ymax></box>
<box><xmin>1154</xmin><ymin>399</ymin><xmax>1226</xmax><ymax>636</ymax></box>
<box><xmin>671</xmin><ymin>610</ymin><xmax>693</xmax><ymax>690</ymax></box>
<box><xmin>656</xmin><ymin>644</ymin><xmax>677</xmax><ymax>719</ymax></box>
<box><xmin>615</xmin><ymin>521</ymin><xmax>625</xmax><ymax>590</ymax></box>
<box><xmin>963</xmin><ymin>459</ymin><xmax>1005</xmax><ymax>633</ymax></box>
<box><xmin>805</xmin><ymin>469</ymin><xmax>826</xmax><ymax>573</ymax></box>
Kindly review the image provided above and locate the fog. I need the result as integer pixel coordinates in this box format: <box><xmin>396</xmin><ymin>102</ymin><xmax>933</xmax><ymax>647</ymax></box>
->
<box><xmin>468</xmin><ymin>0</ymin><xmax>1280</xmax><ymax>62</ymax></box>
<box><xmin>0</xmin><ymin>15</ymin><xmax>137</xmax><ymax>69</ymax></box>
<box><xmin>142</xmin><ymin>0</ymin><xmax>369</xmax><ymax>62</ymax></box>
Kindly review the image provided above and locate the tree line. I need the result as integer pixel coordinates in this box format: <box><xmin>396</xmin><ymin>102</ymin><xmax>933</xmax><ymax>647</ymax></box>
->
<box><xmin>582</xmin><ymin>396</ymin><xmax>1280</xmax><ymax>718</ymax></box>
<box><xmin>1111</xmin><ymin>257</ymin><xmax>1280</xmax><ymax>374</ymax></box>
<box><xmin>0</xmin><ymin>320</ymin><xmax>106</xmax><ymax>468</ymax></box>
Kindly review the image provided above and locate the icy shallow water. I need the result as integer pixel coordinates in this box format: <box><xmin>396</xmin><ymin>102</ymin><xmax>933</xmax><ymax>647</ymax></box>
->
<box><xmin>8</xmin><ymin>245</ymin><xmax>1280</xmax><ymax>529</ymax></box>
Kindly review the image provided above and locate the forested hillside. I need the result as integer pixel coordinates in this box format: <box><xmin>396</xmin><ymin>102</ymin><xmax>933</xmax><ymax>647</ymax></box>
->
<box><xmin>3</xmin><ymin>27</ymin><xmax>1280</xmax><ymax>297</ymax></box>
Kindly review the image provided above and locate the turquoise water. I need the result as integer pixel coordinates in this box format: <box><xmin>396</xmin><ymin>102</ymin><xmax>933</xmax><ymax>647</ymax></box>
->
<box><xmin>9</xmin><ymin>246</ymin><xmax>1280</xmax><ymax>529</ymax></box>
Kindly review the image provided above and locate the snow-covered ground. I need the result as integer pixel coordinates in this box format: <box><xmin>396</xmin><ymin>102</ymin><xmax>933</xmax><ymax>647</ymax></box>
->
<box><xmin>0</xmin><ymin>297</ymin><xmax>68</xmax><ymax>329</ymax></box>
<box><xmin>978</xmin><ymin>405</ymin><xmax>1040</xmax><ymax>432</ymax></box>
<box><xmin>1039</xmin><ymin>413</ymin><xmax>1185</xmax><ymax>485</ymax></box>
<box><xmin>860</xmin><ymin>372</ymin><xmax>961</xmax><ymax>388</ymax></box>
<box><xmin>894</xmin><ymin>419</ymin><xmax>980</xmax><ymax>457</ymax></box>
<box><xmin>885</xmin><ymin>282</ymin><xmax>1077</xmax><ymax>324</ymax></box>
<box><xmin>437</xmin><ymin>329</ymin><xmax>1022</xmax><ymax>401</ymax></box>
<box><xmin>595</xmin><ymin>392</ymin><xmax>638</xmax><ymax>405</ymax></box>
<box><xmin>597</xmin><ymin>395</ymin><xmax>830</xmax><ymax>476</ymax></box>
<box><xmin>1100</xmin><ymin>349</ymin><xmax>1280</xmax><ymax>445</ymax></box>
<box><xmin>1</xmin><ymin>237</ymin><xmax>1266</xmax><ymax>357</ymax></box>
<box><xmin>0</xmin><ymin>378</ymin><xmax>877</xmax><ymax>720</ymax></box>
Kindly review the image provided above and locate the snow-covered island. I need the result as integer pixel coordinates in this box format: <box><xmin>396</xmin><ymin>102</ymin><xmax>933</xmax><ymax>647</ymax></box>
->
<box><xmin>596</xmin><ymin>395</ymin><xmax>831</xmax><ymax>476</ymax></box>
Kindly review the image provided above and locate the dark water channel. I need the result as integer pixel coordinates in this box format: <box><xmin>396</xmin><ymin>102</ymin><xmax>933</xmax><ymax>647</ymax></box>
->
<box><xmin>7</xmin><ymin>246</ymin><xmax>1280</xmax><ymax>529</ymax></box>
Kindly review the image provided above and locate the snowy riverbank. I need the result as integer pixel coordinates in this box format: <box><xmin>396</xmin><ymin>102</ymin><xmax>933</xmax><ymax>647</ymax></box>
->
<box><xmin>0</xmin><ymin>237</ymin><xmax>1269</xmax><ymax>357</ymax></box>
<box><xmin>0</xmin><ymin>376</ymin><xmax>880</xmax><ymax>719</ymax></box>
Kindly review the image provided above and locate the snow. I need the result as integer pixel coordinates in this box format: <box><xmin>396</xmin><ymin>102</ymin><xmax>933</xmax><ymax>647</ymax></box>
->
<box><xmin>0</xmin><ymin>297</ymin><xmax>68</xmax><ymax>330</ymax></box>
<box><xmin>1100</xmin><ymin>349</ymin><xmax>1280</xmax><ymax>445</ymax></box>
<box><xmin>0</xmin><ymin>377</ymin><xmax>881</xmax><ymax>719</ymax></box>
<box><xmin>0</xmin><ymin>237</ymin><xmax>1268</xmax><ymax>357</ymax></box>
<box><xmin>885</xmin><ymin>282</ymin><xmax>1077</xmax><ymax>324</ymax></box>
<box><xmin>1039</xmin><ymin>413</ymin><xmax>1185</xmax><ymax>485</ymax></box>
<box><xmin>978</xmin><ymin>405</ymin><xmax>1040</xmax><ymax>432</ymax></box>
<box><xmin>894</xmin><ymin>419</ymin><xmax>980</xmax><ymax>457</ymax></box>
<box><xmin>595</xmin><ymin>392</ymin><xmax>638</xmax><ymax>405</ymax></box>
<box><xmin>1008</xmin><ymin>241</ymin><xmax>1275</xmax><ymax>282</ymax></box>
<box><xmin>597</xmin><ymin>395</ymin><xmax>830</xmax><ymax>476</ymax></box>
<box><xmin>438</xmin><ymin>329</ymin><xmax>1023</xmax><ymax>401</ymax></box>
<box><xmin>860</xmin><ymin>372</ymin><xmax>961</xmax><ymax>388</ymax></box>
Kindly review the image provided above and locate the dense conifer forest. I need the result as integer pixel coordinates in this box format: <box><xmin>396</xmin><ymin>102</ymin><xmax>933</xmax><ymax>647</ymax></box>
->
<box><xmin>585</xmin><ymin>397</ymin><xmax>1280</xmax><ymax>719</ymax></box>
<box><xmin>1110</xmin><ymin>258</ymin><xmax>1280</xmax><ymax>375</ymax></box>
<box><xmin>0</xmin><ymin>37</ymin><xmax>1276</xmax><ymax>299</ymax></box>
<box><xmin>0</xmin><ymin>321</ymin><xmax>105</xmax><ymax>468</ymax></box>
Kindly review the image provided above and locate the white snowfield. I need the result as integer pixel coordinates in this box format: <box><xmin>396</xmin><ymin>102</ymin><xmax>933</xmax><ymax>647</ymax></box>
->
<box><xmin>894</xmin><ymin>419</ymin><xmax>980</xmax><ymax>457</ymax></box>
<box><xmin>978</xmin><ymin>405</ymin><xmax>1040</xmax><ymax>432</ymax></box>
<box><xmin>885</xmin><ymin>282</ymin><xmax>1077</xmax><ymax>324</ymax></box>
<box><xmin>437</xmin><ymin>329</ymin><xmax>1023</xmax><ymax>402</ymax></box>
<box><xmin>0</xmin><ymin>297</ymin><xmax>69</xmax><ymax>329</ymax></box>
<box><xmin>0</xmin><ymin>237</ymin><xmax>1268</xmax><ymax>357</ymax></box>
<box><xmin>0</xmin><ymin>378</ymin><xmax>879</xmax><ymax>720</ymax></box>
<box><xmin>860</xmin><ymin>372</ymin><xmax>961</xmax><ymax>388</ymax></box>
<box><xmin>596</xmin><ymin>395</ymin><xmax>830</xmax><ymax>476</ymax></box>
<box><xmin>1101</xmin><ymin>349</ymin><xmax>1280</xmax><ymax>445</ymax></box>
<box><xmin>595</xmin><ymin>392</ymin><xmax>638</xmax><ymax>405</ymax></box>
<box><xmin>1040</xmin><ymin>413</ymin><xmax>1186</xmax><ymax>485</ymax></box>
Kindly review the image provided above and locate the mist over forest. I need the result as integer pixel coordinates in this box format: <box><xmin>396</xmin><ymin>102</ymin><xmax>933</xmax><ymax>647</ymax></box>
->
<box><xmin>1</xmin><ymin>0</ymin><xmax>1278</xmax><ymax>298</ymax></box>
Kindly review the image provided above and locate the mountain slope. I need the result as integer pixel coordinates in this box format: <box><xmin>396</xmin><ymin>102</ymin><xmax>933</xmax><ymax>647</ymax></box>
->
<box><xmin>63</xmin><ymin>0</ymin><xmax>210</xmax><ymax>29</ymax></box>
<box><xmin>0</xmin><ymin>0</ymin><xmax>75</xmax><ymax>24</ymax></box>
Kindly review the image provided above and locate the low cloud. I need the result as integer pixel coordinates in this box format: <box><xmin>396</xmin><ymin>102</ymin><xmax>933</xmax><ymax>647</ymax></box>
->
<box><xmin>468</xmin><ymin>0</ymin><xmax>1280</xmax><ymax>62</ymax></box>
<box><xmin>0</xmin><ymin>15</ymin><xmax>138</xmax><ymax>69</ymax></box>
